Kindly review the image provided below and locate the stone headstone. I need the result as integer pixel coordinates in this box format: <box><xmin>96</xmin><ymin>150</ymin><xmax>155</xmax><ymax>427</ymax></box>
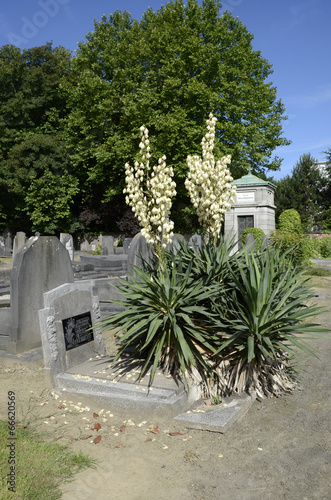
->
<box><xmin>4</xmin><ymin>231</ymin><xmax>12</xmax><ymax>250</ymax></box>
<box><xmin>101</xmin><ymin>235</ymin><xmax>114</xmax><ymax>255</ymax></box>
<box><xmin>79</xmin><ymin>237</ymin><xmax>101</xmax><ymax>252</ymax></box>
<box><xmin>189</xmin><ymin>233</ymin><xmax>202</xmax><ymax>249</ymax></box>
<box><xmin>262</xmin><ymin>235</ymin><xmax>269</xmax><ymax>250</ymax></box>
<box><xmin>39</xmin><ymin>282</ymin><xmax>105</xmax><ymax>385</ymax></box>
<box><xmin>246</xmin><ymin>233</ymin><xmax>255</xmax><ymax>250</ymax></box>
<box><xmin>6</xmin><ymin>236</ymin><xmax>74</xmax><ymax>354</ymax></box>
<box><xmin>60</xmin><ymin>233</ymin><xmax>74</xmax><ymax>261</ymax></box>
<box><xmin>168</xmin><ymin>234</ymin><xmax>185</xmax><ymax>255</ymax></box>
<box><xmin>0</xmin><ymin>247</ymin><xmax>12</xmax><ymax>257</ymax></box>
<box><xmin>127</xmin><ymin>232</ymin><xmax>154</xmax><ymax>280</ymax></box>
<box><xmin>12</xmin><ymin>231</ymin><xmax>26</xmax><ymax>262</ymax></box>
<box><xmin>123</xmin><ymin>238</ymin><xmax>133</xmax><ymax>254</ymax></box>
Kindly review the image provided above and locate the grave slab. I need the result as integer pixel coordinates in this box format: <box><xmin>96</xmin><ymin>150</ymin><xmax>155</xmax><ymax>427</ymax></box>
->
<box><xmin>174</xmin><ymin>392</ymin><xmax>256</xmax><ymax>433</ymax></box>
<box><xmin>55</xmin><ymin>355</ymin><xmax>201</xmax><ymax>419</ymax></box>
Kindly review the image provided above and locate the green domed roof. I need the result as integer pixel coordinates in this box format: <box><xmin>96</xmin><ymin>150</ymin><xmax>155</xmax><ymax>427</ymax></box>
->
<box><xmin>233</xmin><ymin>170</ymin><xmax>276</xmax><ymax>189</ymax></box>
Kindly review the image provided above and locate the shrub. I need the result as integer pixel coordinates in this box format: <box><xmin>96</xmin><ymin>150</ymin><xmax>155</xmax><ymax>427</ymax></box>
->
<box><xmin>320</xmin><ymin>237</ymin><xmax>331</xmax><ymax>258</ymax></box>
<box><xmin>98</xmin><ymin>254</ymin><xmax>221</xmax><ymax>383</ymax></box>
<box><xmin>278</xmin><ymin>209</ymin><xmax>302</xmax><ymax>234</ymax></box>
<box><xmin>212</xmin><ymin>246</ymin><xmax>325</xmax><ymax>398</ymax></box>
<box><xmin>92</xmin><ymin>244</ymin><xmax>102</xmax><ymax>255</ymax></box>
<box><xmin>270</xmin><ymin>230</ymin><xmax>302</xmax><ymax>266</ymax></box>
<box><xmin>242</xmin><ymin>228</ymin><xmax>265</xmax><ymax>249</ymax></box>
<box><xmin>311</xmin><ymin>237</ymin><xmax>321</xmax><ymax>256</ymax></box>
<box><xmin>300</xmin><ymin>237</ymin><xmax>318</xmax><ymax>261</ymax></box>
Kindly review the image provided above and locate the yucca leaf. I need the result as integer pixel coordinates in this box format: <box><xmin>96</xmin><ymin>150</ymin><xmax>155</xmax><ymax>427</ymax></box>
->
<box><xmin>247</xmin><ymin>336</ymin><xmax>255</xmax><ymax>363</ymax></box>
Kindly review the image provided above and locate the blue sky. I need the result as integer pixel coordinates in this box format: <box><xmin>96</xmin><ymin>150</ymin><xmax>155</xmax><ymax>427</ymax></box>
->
<box><xmin>0</xmin><ymin>0</ymin><xmax>330</xmax><ymax>180</ymax></box>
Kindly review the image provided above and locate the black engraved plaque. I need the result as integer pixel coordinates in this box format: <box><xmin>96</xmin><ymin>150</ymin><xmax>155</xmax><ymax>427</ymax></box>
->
<box><xmin>62</xmin><ymin>312</ymin><xmax>93</xmax><ymax>351</ymax></box>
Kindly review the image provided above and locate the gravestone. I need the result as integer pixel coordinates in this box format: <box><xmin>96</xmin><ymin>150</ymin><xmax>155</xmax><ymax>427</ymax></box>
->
<box><xmin>6</xmin><ymin>236</ymin><xmax>74</xmax><ymax>355</ymax></box>
<box><xmin>0</xmin><ymin>232</ymin><xmax>12</xmax><ymax>256</ymax></box>
<box><xmin>127</xmin><ymin>232</ymin><xmax>154</xmax><ymax>280</ymax></box>
<box><xmin>4</xmin><ymin>231</ymin><xmax>12</xmax><ymax>251</ymax></box>
<box><xmin>123</xmin><ymin>238</ymin><xmax>133</xmax><ymax>254</ymax></box>
<box><xmin>39</xmin><ymin>282</ymin><xmax>105</xmax><ymax>385</ymax></box>
<box><xmin>12</xmin><ymin>232</ymin><xmax>26</xmax><ymax>262</ymax></box>
<box><xmin>168</xmin><ymin>234</ymin><xmax>185</xmax><ymax>255</ymax></box>
<box><xmin>189</xmin><ymin>233</ymin><xmax>202</xmax><ymax>249</ymax></box>
<box><xmin>101</xmin><ymin>235</ymin><xmax>114</xmax><ymax>255</ymax></box>
<box><xmin>79</xmin><ymin>236</ymin><xmax>101</xmax><ymax>252</ymax></box>
<box><xmin>60</xmin><ymin>233</ymin><xmax>74</xmax><ymax>261</ymax></box>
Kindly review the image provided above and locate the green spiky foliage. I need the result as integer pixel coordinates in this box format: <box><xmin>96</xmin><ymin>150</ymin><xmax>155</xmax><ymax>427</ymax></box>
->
<box><xmin>211</xmin><ymin>246</ymin><xmax>325</xmax><ymax>397</ymax></box>
<box><xmin>98</xmin><ymin>255</ymin><xmax>221</xmax><ymax>385</ymax></box>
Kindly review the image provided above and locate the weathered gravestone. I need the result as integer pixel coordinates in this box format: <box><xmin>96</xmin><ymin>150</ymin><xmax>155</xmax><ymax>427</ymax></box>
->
<box><xmin>101</xmin><ymin>235</ymin><xmax>114</xmax><ymax>255</ymax></box>
<box><xmin>60</xmin><ymin>233</ymin><xmax>74</xmax><ymax>261</ymax></box>
<box><xmin>4</xmin><ymin>231</ymin><xmax>12</xmax><ymax>251</ymax></box>
<box><xmin>123</xmin><ymin>238</ymin><xmax>133</xmax><ymax>255</ymax></box>
<box><xmin>168</xmin><ymin>234</ymin><xmax>185</xmax><ymax>255</ymax></box>
<box><xmin>12</xmin><ymin>232</ymin><xmax>26</xmax><ymax>262</ymax></box>
<box><xmin>39</xmin><ymin>282</ymin><xmax>105</xmax><ymax>385</ymax></box>
<box><xmin>0</xmin><ymin>233</ymin><xmax>12</xmax><ymax>256</ymax></box>
<box><xmin>189</xmin><ymin>233</ymin><xmax>202</xmax><ymax>249</ymax></box>
<box><xmin>6</xmin><ymin>236</ymin><xmax>74</xmax><ymax>354</ymax></box>
<box><xmin>127</xmin><ymin>232</ymin><xmax>154</xmax><ymax>281</ymax></box>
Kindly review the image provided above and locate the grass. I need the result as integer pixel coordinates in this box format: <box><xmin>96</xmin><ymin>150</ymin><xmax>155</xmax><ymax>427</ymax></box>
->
<box><xmin>304</xmin><ymin>267</ymin><xmax>331</xmax><ymax>277</ymax></box>
<box><xmin>0</xmin><ymin>420</ymin><xmax>95</xmax><ymax>500</ymax></box>
<box><xmin>0</xmin><ymin>257</ymin><xmax>12</xmax><ymax>265</ymax></box>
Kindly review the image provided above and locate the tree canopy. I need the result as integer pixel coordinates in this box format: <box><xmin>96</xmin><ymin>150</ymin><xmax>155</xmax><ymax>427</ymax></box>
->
<box><xmin>0</xmin><ymin>0</ymin><xmax>290</xmax><ymax>236</ymax></box>
<box><xmin>0</xmin><ymin>43</ymin><xmax>75</xmax><ymax>233</ymax></box>
<box><xmin>61</xmin><ymin>0</ymin><xmax>289</xmax><ymax>210</ymax></box>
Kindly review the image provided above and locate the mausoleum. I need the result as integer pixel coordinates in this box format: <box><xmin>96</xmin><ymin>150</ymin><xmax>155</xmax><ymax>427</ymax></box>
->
<box><xmin>224</xmin><ymin>170</ymin><xmax>276</xmax><ymax>250</ymax></box>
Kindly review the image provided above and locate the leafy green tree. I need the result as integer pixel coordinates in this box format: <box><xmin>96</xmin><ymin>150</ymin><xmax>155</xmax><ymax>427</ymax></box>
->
<box><xmin>0</xmin><ymin>43</ymin><xmax>73</xmax><ymax>232</ymax></box>
<box><xmin>24</xmin><ymin>169</ymin><xmax>80</xmax><ymax>235</ymax></box>
<box><xmin>278</xmin><ymin>209</ymin><xmax>302</xmax><ymax>234</ymax></box>
<box><xmin>62</xmin><ymin>0</ymin><xmax>289</xmax><ymax>224</ymax></box>
<box><xmin>275</xmin><ymin>153</ymin><xmax>328</xmax><ymax>231</ymax></box>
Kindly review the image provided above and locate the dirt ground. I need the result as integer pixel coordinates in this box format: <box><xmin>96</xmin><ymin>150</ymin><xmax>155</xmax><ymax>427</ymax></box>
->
<box><xmin>1</xmin><ymin>276</ymin><xmax>331</xmax><ymax>500</ymax></box>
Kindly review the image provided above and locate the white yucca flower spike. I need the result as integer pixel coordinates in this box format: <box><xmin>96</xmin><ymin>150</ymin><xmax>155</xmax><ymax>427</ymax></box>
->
<box><xmin>124</xmin><ymin>126</ymin><xmax>176</xmax><ymax>249</ymax></box>
<box><xmin>185</xmin><ymin>112</ymin><xmax>236</xmax><ymax>237</ymax></box>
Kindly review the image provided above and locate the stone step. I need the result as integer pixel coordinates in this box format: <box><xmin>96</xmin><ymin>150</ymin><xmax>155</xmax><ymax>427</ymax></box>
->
<box><xmin>0</xmin><ymin>335</ymin><xmax>9</xmax><ymax>349</ymax></box>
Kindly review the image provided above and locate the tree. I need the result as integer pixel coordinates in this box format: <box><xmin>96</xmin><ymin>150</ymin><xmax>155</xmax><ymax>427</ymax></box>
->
<box><xmin>24</xmin><ymin>169</ymin><xmax>80</xmax><ymax>235</ymax></box>
<box><xmin>0</xmin><ymin>43</ymin><xmax>73</xmax><ymax>233</ymax></box>
<box><xmin>275</xmin><ymin>153</ymin><xmax>328</xmax><ymax>232</ymax></box>
<box><xmin>61</xmin><ymin>0</ymin><xmax>289</xmax><ymax>227</ymax></box>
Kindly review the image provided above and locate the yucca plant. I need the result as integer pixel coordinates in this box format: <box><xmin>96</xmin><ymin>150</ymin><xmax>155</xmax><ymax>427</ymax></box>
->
<box><xmin>98</xmin><ymin>254</ymin><xmax>221</xmax><ymax>385</ymax></box>
<box><xmin>171</xmin><ymin>234</ymin><xmax>238</xmax><ymax>285</ymax></box>
<box><xmin>210</xmin><ymin>246</ymin><xmax>326</xmax><ymax>398</ymax></box>
<box><xmin>165</xmin><ymin>234</ymin><xmax>243</xmax><ymax>317</ymax></box>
